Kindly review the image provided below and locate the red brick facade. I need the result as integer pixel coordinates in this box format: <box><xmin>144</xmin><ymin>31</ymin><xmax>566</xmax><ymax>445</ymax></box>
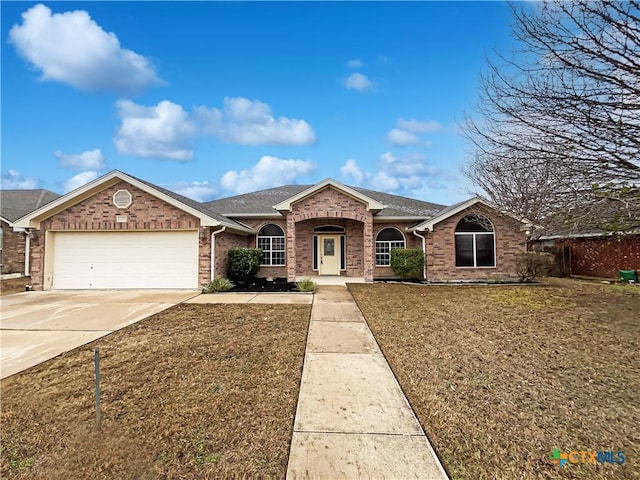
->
<box><xmin>424</xmin><ymin>204</ymin><xmax>527</xmax><ymax>281</ymax></box>
<box><xmin>240</xmin><ymin>219</ymin><xmax>287</xmax><ymax>279</ymax></box>
<box><xmin>372</xmin><ymin>223</ymin><xmax>422</xmax><ymax>279</ymax></box>
<box><xmin>284</xmin><ymin>186</ymin><xmax>374</xmax><ymax>281</ymax></box>
<box><xmin>24</xmin><ymin>176</ymin><xmax>530</xmax><ymax>289</ymax></box>
<box><xmin>212</xmin><ymin>230</ymin><xmax>249</xmax><ymax>279</ymax></box>
<box><xmin>29</xmin><ymin>181</ymin><xmax>206</xmax><ymax>290</ymax></box>
<box><xmin>1</xmin><ymin>219</ymin><xmax>26</xmax><ymax>275</ymax></box>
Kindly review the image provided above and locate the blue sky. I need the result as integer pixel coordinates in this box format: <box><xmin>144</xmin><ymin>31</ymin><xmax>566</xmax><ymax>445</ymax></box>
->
<box><xmin>1</xmin><ymin>1</ymin><xmax>515</xmax><ymax>204</ymax></box>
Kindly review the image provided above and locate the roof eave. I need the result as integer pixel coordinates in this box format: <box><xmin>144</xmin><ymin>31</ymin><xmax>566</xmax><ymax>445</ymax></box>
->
<box><xmin>373</xmin><ymin>216</ymin><xmax>432</xmax><ymax>223</ymax></box>
<box><xmin>13</xmin><ymin>170</ymin><xmax>224</xmax><ymax>229</ymax></box>
<box><xmin>409</xmin><ymin>196</ymin><xmax>535</xmax><ymax>232</ymax></box>
<box><xmin>273</xmin><ymin>178</ymin><xmax>385</xmax><ymax>212</ymax></box>
<box><xmin>222</xmin><ymin>212</ymin><xmax>283</xmax><ymax>219</ymax></box>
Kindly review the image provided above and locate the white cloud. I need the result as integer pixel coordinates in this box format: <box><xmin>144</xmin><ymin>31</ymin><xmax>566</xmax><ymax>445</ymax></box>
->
<box><xmin>0</xmin><ymin>169</ymin><xmax>39</xmax><ymax>189</ymax></box>
<box><xmin>8</xmin><ymin>4</ymin><xmax>163</xmax><ymax>94</ymax></box>
<box><xmin>54</xmin><ymin>148</ymin><xmax>105</xmax><ymax>170</ymax></box>
<box><xmin>168</xmin><ymin>181</ymin><xmax>217</xmax><ymax>202</ymax></box>
<box><xmin>64</xmin><ymin>171</ymin><xmax>98</xmax><ymax>192</ymax></box>
<box><xmin>377</xmin><ymin>55</ymin><xmax>389</xmax><ymax>64</ymax></box>
<box><xmin>397</xmin><ymin>118</ymin><xmax>443</xmax><ymax>133</ymax></box>
<box><xmin>344</xmin><ymin>73</ymin><xmax>374</xmax><ymax>93</ymax></box>
<box><xmin>195</xmin><ymin>97</ymin><xmax>316</xmax><ymax>145</ymax></box>
<box><xmin>221</xmin><ymin>155</ymin><xmax>316</xmax><ymax>194</ymax></box>
<box><xmin>114</xmin><ymin>100</ymin><xmax>196</xmax><ymax>160</ymax></box>
<box><xmin>340</xmin><ymin>152</ymin><xmax>444</xmax><ymax>195</ymax></box>
<box><xmin>340</xmin><ymin>159</ymin><xmax>365</xmax><ymax>185</ymax></box>
<box><xmin>385</xmin><ymin>119</ymin><xmax>443</xmax><ymax>147</ymax></box>
<box><xmin>386</xmin><ymin>128</ymin><xmax>423</xmax><ymax>147</ymax></box>
<box><xmin>347</xmin><ymin>59</ymin><xmax>364</xmax><ymax>69</ymax></box>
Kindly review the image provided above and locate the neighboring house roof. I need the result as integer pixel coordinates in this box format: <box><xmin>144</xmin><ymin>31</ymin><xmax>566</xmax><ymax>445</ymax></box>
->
<box><xmin>535</xmin><ymin>228</ymin><xmax>640</xmax><ymax>240</ymax></box>
<box><xmin>12</xmin><ymin>170</ymin><xmax>254</xmax><ymax>233</ymax></box>
<box><xmin>206</xmin><ymin>183</ymin><xmax>446</xmax><ymax>219</ymax></box>
<box><xmin>409</xmin><ymin>196</ymin><xmax>534</xmax><ymax>232</ymax></box>
<box><xmin>0</xmin><ymin>189</ymin><xmax>60</xmax><ymax>225</ymax></box>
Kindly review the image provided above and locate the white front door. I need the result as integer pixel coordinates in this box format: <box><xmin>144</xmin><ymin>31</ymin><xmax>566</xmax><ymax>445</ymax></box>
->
<box><xmin>319</xmin><ymin>235</ymin><xmax>340</xmax><ymax>275</ymax></box>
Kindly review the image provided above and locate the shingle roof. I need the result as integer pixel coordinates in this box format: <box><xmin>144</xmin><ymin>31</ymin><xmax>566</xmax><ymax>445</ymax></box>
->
<box><xmin>352</xmin><ymin>187</ymin><xmax>445</xmax><ymax>217</ymax></box>
<box><xmin>0</xmin><ymin>189</ymin><xmax>60</xmax><ymax>223</ymax></box>
<box><xmin>205</xmin><ymin>185</ymin><xmax>446</xmax><ymax>218</ymax></box>
<box><xmin>205</xmin><ymin>185</ymin><xmax>309</xmax><ymax>215</ymax></box>
<box><xmin>126</xmin><ymin>174</ymin><xmax>253</xmax><ymax>231</ymax></box>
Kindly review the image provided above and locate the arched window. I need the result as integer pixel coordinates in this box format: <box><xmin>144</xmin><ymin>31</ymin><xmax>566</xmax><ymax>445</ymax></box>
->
<box><xmin>257</xmin><ymin>224</ymin><xmax>285</xmax><ymax>266</ymax></box>
<box><xmin>375</xmin><ymin>228</ymin><xmax>405</xmax><ymax>266</ymax></box>
<box><xmin>455</xmin><ymin>216</ymin><xmax>495</xmax><ymax>267</ymax></box>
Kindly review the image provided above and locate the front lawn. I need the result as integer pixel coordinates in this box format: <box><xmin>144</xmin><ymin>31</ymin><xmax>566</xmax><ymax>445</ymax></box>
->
<box><xmin>1</xmin><ymin>303</ymin><xmax>310</xmax><ymax>479</ymax></box>
<box><xmin>349</xmin><ymin>279</ymin><xmax>639</xmax><ymax>480</ymax></box>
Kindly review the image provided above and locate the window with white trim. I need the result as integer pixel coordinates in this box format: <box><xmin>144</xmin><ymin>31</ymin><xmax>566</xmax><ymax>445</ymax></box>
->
<box><xmin>455</xmin><ymin>216</ymin><xmax>495</xmax><ymax>267</ymax></box>
<box><xmin>257</xmin><ymin>224</ymin><xmax>285</xmax><ymax>266</ymax></box>
<box><xmin>375</xmin><ymin>228</ymin><xmax>405</xmax><ymax>266</ymax></box>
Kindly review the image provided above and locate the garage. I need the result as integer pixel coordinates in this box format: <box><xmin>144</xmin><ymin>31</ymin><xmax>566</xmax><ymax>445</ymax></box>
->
<box><xmin>49</xmin><ymin>231</ymin><xmax>199</xmax><ymax>289</ymax></box>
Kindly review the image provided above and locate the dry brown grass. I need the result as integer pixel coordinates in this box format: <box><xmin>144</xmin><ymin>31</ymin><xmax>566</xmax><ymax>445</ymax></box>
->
<box><xmin>0</xmin><ymin>277</ymin><xmax>31</xmax><ymax>296</ymax></box>
<box><xmin>1</xmin><ymin>303</ymin><xmax>310</xmax><ymax>479</ymax></box>
<box><xmin>349</xmin><ymin>279</ymin><xmax>639</xmax><ymax>480</ymax></box>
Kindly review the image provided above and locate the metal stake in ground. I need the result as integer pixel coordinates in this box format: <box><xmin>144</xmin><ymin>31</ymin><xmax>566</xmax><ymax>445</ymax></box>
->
<box><xmin>93</xmin><ymin>347</ymin><xmax>101</xmax><ymax>431</ymax></box>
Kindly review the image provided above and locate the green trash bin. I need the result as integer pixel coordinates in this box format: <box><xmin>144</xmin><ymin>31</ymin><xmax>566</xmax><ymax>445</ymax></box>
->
<box><xmin>618</xmin><ymin>270</ymin><xmax>638</xmax><ymax>283</ymax></box>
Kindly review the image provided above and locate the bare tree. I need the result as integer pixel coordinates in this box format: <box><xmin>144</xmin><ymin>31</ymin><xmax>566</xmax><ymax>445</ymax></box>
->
<box><xmin>464</xmin><ymin>0</ymin><xmax>640</xmax><ymax>234</ymax></box>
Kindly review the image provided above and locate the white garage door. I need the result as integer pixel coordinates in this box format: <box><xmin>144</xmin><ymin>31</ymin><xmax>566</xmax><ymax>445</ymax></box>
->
<box><xmin>51</xmin><ymin>231</ymin><xmax>199</xmax><ymax>289</ymax></box>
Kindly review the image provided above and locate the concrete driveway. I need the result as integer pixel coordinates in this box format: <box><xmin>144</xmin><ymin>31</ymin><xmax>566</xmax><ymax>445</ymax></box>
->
<box><xmin>0</xmin><ymin>290</ymin><xmax>199</xmax><ymax>379</ymax></box>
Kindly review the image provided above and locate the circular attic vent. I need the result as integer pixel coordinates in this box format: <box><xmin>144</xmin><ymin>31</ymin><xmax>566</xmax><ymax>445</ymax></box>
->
<box><xmin>113</xmin><ymin>189</ymin><xmax>132</xmax><ymax>209</ymax></box>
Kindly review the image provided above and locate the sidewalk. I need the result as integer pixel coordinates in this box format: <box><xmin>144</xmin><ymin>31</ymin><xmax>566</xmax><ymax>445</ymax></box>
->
<box><xmin>286</xmin><ymin>286</ymin><xmax>449</xmax><ymax>479</ymax></box>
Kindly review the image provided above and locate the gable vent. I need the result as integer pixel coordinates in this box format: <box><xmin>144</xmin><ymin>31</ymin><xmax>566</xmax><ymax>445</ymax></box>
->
<box><xmin>113</xmin><ymin>189</ymin><xmax>132</xmax><ymax>209</ymax></box>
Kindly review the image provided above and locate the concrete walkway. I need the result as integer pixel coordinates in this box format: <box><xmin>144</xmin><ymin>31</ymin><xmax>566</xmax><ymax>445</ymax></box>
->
<box><xmin>287</xmin><ymin>286</ymin><xmax>448</xmax><ymax>479</ymax></box>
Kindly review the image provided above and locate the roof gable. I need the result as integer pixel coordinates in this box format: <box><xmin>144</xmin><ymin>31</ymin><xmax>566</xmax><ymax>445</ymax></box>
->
<box><xmin>12</xmin><ymin>170</ymin><xmax>252</xmax><ymax>232</ymax></box>
<box><xmin>273</xmin><ymin>178</ymin><xmax>385</xmax><ymax>212</ymax></box>
<box><xmin>409</xmin><ymin>196</ymin><xmax>533</xmax><ymax>232</ymax></box>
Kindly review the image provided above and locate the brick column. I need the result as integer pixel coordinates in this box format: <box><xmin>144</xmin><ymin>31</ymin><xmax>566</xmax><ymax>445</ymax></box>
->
<box><xmin>286</xmin><ymin>213</ymin><xmax>297</xmax><ymax>282</ymax></box>
<box><xmin>363</xmin><ymin>213</ymin><xmax>374</xmax><ymax>282</ymax></box>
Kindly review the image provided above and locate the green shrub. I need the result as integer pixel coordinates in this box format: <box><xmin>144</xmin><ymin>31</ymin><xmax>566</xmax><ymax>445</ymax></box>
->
<box><xmin>390</xmin><ymin>249</ymin><xmax>425</xmax><ymax>280</ymax></box>
<box><xmin>515</xmin><ymin>252</ymin><xmax>555</xmax><ymax>281</ymax></box>
<box><xmin>227</xmin><ymin>248</ymin><xmax>263</xmax><ymax>285</ymax></box>
<box><xmin>203</xmin><ymin>277</ymin><xmax>234</xmax><ymax>293</ymax></box>
<box><xmin>296</xmin><ymin>278</ymin><xmax>316</xmax><ymax>292</ymax></box>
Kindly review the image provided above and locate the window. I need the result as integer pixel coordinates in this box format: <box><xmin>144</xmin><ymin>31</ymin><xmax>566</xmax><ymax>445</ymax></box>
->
<box><xmin>257</xmin><ymin>224</ymin><xmax>285</xmax><ymax>266</ymax></box>
<box><xmin>375</xmin><ymin>228</ymin><xmax>405</xmax><ymax>266</ymax></box>
<box><xmin>455</xmin><ymin>216</ymin><xmax>495</xmax><ymax>267</ymax></box>
<box><xmin>113</xmin><ymin>189</ymin><xmax>132</xmax><ymax>209</ymax></box>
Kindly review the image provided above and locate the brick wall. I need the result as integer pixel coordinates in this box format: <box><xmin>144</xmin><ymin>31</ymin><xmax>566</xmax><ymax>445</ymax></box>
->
<box><xmin>425</xmin><ymin>204</ymin><xmax>527</xmax><ymax>281</ymax></box>
<box><xmin>213</xmin><ymin>230</ymin><xmax>250</xmax><ymax>278</ymax></box>
<box><xmin>30</xmin><ymin>181</ymin><xmax>204</xmax><ymax>290</ymax></box>
<box><xmin>293</xmin><ymin>218</ymin><xmax>365</xmax><ymax>277</ymax></box>
<box><xmin>1</xmin><ymin>220</ymin><xmax>26</xmax><ymax>275</ymax></box>
<box><xmin>285</xmin><ymin>187</ymin><xmax>374</xmax><ymax>281</ymax></box>
<box><xmin>240</xmin><ymin>219</ymin><xmax>288</xmax><ymax>279</ymax></box>
<box><xmin>565</xmin><ymin>235</ymin><xmax>640</xmax><ymax>278</ymax></box>
<box><xmin>372</xmin><ymin>223</ymin><xmax>422</xmax><ymax>279</ymax></box>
